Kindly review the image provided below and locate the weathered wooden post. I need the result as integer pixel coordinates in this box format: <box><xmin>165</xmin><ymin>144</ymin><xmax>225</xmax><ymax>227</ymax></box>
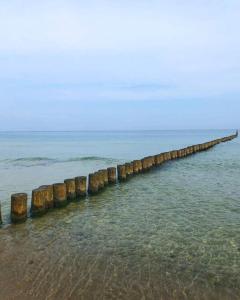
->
<box><xmin>154</xmin><ymin>155</ymin><xmax>159</xmax><ymax>166</ymax></box>
<box><xmin>75</xmin><ymin>176</ymin><xmax>87</xmax><ymax>198</ymax></box>
<box><xmin>183</xmin><ymin>148</ymin><xmax>187</xmax><ymax>156</ymax></box>
<box><xmin>11</xmin><ymin>193</ymin><xmax>28</xmax><ymax>223</ymax></box>
<box><xmin>97</xmin><ymin>170</ymin><xmax>105</xmax><ymax>189</ymax></box>
<box><xmin>125</xmin><ymin>163</ymin><xmax>131</xmax><ymax>178</ymax></box>
<box><xmin>137</xmin><ymin>160</ymin><xmax>143</xmax><ymax>173</ymax></box>
<box><xmin>133</xmin><ymin>160</ymin><xmax>139</xmax><ymax>174</ymax></box>
<box><xmin>172</xmin><ymin>150</ymin><xmax>176</xmax><ymax>159</ymax></box>
<box><xmin>141</xmin><ymin>158</ymin><xmax>147</xmax><ymax>172</ymax></box>
<box><xmin>117</xmin><ymin>164</ymin><xmax>127</xmax><ymax>181</ymax></box>
<box><xmin>88</xmin><ymin>173</ymin><xmax>99</xmax><ymax>194</ymax></box>
<box><xmin>150</xmin><ymin>156</ymin><xmax>155</xmax><ymax>167</ymax></box>
<box><xmin>177</xmin><ymin>150</ymin><xmax>181</xmax><ymax>158</ymax></box>
<box><xmin>31</xmin><ymin>188</ymin><xmax>46</xmax><ymax>217</ymax></box>
<box><xmin>39</xmin><ymin>185</ymin><xmax>54</xmax><ymax>209</ymax></box>
<box><xmin>53</xmin><ymin>183</ymin><xmax>67</xmax><ymax>208</ymax></box>
<box><xmin>162</xmin><ymin>153</ymin><xmax>166</xmax><ymax>161</ymax></box>
<box><xmin>189</xmin><ymin>146</ymin><xmax>193</xmax><ymax>155</ymax></box>
<box><xmin>64</xmin><ymin>179</ymin><xmax>76</xmax><ymax>201</ymax></box>
<box><xmin>164</xmin><ymin>152</ymin><xmax>169</xmax><ymax>161</ymax></box>
<box><xmin>101</xmin><ymin>169</ymin><xmax>109</xmax><ymax>186</ymax></box>
<box><xmin>107</xmin><ymin>167</ymin><xmax>117</xmax><ymax>184</ymax></box>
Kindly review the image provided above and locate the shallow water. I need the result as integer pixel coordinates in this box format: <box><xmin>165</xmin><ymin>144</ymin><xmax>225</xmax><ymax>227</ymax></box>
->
<box><xmin>0</xmin><ymin>130</ymin><xmax>239</xmax><ymax>299</ymax></box>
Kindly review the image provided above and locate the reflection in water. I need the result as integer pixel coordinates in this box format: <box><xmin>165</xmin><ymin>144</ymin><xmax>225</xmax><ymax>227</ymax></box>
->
<box><xmin>0</xmin><ymin>144</ymin><xmax>240</xmax><ymax>300</ymax></box>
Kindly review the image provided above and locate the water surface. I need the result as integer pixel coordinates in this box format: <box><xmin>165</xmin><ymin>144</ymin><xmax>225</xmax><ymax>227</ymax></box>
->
<box><xmin>0</xmin><ymin>130</ymin><xmax>239</xmax><ymax>299</ymax></box>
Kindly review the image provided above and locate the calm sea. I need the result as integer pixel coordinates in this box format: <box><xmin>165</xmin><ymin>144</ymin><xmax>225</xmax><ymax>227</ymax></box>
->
<box><xmin>0</xmin><ymin>130</ymin><xmax>239</xmax><ymax>299</ymax></box>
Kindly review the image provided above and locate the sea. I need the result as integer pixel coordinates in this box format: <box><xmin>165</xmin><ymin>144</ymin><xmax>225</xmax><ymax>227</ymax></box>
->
<box><xmin>0</xmin><ymin>130</ymin><xmax>239</xmax><ymax>300</ymax></box>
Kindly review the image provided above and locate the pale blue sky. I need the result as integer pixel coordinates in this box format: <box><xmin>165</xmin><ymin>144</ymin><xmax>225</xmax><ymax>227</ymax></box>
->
<box><xmin>0</xmin><ymin>0</ymin><xmax>239</xmax><ymax>130</ymax></box>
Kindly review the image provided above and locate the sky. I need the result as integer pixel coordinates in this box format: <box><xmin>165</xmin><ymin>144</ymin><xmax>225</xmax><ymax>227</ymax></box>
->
<box><xmin>0</xmin><ymin>0</ymin><xmax>239</xmax><ymax>130</ymax></box>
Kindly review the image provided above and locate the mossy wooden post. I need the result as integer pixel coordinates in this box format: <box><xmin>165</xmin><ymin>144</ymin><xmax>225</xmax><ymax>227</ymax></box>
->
<box><xmin>39</xmin><ymin>185</ymin><xmax>54</xmax><ymax>209</ymax></box>
<box><xmin>53</xmin><ymin>183</ymin><xmax>67</xmax><ymax>208</ymax></box>
<box><xmin>107</xmin><ymin>167</ymin><xmax>117</xmax><ymax>184</ymax></box>
<box><xmin>75</xmin><ymin>176</ymin><xmax>87</xmax><ymax>198</ymax></box>
<box><xmin>31</xmin><ymin>188</ymin><xmax>46</xmax><ymax>217</ymax></box>
<box><xmin>11</xmin><ymin>193</ymin><xmax>28</xmax><ymax>223</ymax></box>
<box><xmin>88</xmin><ymin>173</ymin><xmax>99</xmax><ymax>194</ymax></box>
<box><xmin>117</xmin><ymin>164</ymin><xmax>126</xmax><ymax>181</ymax></box>
<box><xmin>64</xmin><ymin>179</ymin><xmax>76</xmax><ymax>201</ymax></box>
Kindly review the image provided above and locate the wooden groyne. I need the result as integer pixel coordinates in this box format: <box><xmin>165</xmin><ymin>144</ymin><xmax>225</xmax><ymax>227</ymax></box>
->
<box><xmin>0</xmin><ymin>131</ymin><xmax>238</xmax><ymax>225</ymax></box>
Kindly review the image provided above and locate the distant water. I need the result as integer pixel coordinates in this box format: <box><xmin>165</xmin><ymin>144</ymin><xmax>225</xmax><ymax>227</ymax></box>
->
<box><xmin>0</xmin><ymin>130</ymin><xmax>239</xmax><ymax>299</ymax></box>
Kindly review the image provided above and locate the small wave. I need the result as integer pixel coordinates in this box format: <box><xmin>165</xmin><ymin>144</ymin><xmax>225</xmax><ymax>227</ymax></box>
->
<box><xmin>66</xmin><ymin>156</ymin><xmax>117</xmax><ymax>163</ymax></box>
<box><xmin>1</xmin><ymin>156</ymin><xmax>118</xmax><ymax>167</ymax></box>
<box><xmin>1</xmin><ymin>157</ymin><xmax>58</xmax><ymax>167</ymax></box>
<box><xmin>12</xmin><ymin>157</ymin><xmax>56</xmax><ymax>163</ymax></box>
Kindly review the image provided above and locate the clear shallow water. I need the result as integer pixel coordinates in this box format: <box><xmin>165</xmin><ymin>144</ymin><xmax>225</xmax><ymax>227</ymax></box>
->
<box><xmin>0</xmin><ymin>130</ymin><xmax>239</xmax><ymax>299</ymax></box>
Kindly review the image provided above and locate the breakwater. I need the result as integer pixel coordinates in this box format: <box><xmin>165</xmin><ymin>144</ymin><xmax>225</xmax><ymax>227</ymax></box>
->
<box><xmin>1</xmin><ymin>131</ymin><xmax>238</xmax><ymax>225</ymax></box>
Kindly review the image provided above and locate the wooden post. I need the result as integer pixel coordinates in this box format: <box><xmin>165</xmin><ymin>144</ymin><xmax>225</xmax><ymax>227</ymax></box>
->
<box><xmin>97</xmin><ymin>170</ymin><xmax>105</xmax><ymax>189</ymax></box>
<box><xmin>125</xmin><ymin>163</ymin><xmax>131</xmax><ymax>178</ymax></box>
<box><xmin>31</xmin><ymin>187</ymin><xmax>46</xmax><ymax>217</ymax></box>
<box><xmin>129</xmin><ymin>162</ymin><xmax>134</xmax><ymax>176</ymax></box>
<box><xmin>100</xmin><ymin>169</ymin><xmax>108</xmax><ymax>186</ymax></box>
<box><xmin>39</xmin><ymin>185</ymin><xmax>54</xmax><ymax>209</ymax></box>
<box><xmin>64</xmin><ymin>178</ymin><xmax>76</xmax><ymax>201</ymax></box>
<box><xmin>117</xmin><ymin>164</ymin><xmax>126</xmax><ymax>181</ymax></box>
<box><xmin>11</xmin><ymin>193</ymin><xmax>28</xmax><ymax>223</ymax></box>
<box><xmin>137</xmin><ymin>160</ymin><xmax>143</xmax><ymax>173</ymax></box>
<box><xmin>88</xmin><ymin>173</ymin><xmax>99</xmax><ymax>194</ymax></box>
<box><xmin>53</xmin><ymin>183</ymin><xmax>67</xmax><ymax>208</ymax></box>
<box><xmin>107</xmin><ymin>167</ymin><xmax>117</xmax><ymax>184</ymax></box>
<box><xmin>150</xmin><ymin>156</ymin><xmax>155</xmax><ymax>168</ymax></box>
<box><xmin>75</xmin><ymin>176</ymin><xmax>87</xmax><ymax>197</ymax></box>
<box><xmin>141</xmin><ymin>158</ymin><xmax>148</xmax><ymax>172</ymax></box>
<box><xmin>133</xmin><ymin>160</ymin><xmax>139</xmax><ymax>174</ymax></box>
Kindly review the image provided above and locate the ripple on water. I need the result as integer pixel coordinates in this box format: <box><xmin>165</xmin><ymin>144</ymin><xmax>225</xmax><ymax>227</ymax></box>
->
<box><xmin>0</xmin><ymin>142</ymin><xmax>240</xmax><ymax>299</ymax></box>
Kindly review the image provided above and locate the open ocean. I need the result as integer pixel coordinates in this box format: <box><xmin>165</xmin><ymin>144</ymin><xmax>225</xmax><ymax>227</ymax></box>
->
<box><xmin>0</xmin><ymin>130</ymin><xmax>239</xmax><ymax>300</ymax></box>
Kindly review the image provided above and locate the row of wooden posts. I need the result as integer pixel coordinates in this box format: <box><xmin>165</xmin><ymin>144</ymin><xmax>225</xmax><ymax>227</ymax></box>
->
<box><xmin>0</xmin><ymin>132</ymin><xmax>238</xmax><ymax>225</ymax></box>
